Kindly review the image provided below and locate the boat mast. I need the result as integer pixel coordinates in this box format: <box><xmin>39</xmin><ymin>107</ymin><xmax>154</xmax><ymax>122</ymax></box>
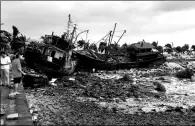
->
<box><xmin>66</xmin><ymin>14</ymin><xmax>72</xmax><ymax>40</ymax></box>
<box><xmin>110</xmin><ymin>23</ymin><xmax>117</xmax><ymax>45</ymax></box>
<box><xmin>116</xmin><ymin>30</ymin><xmax>126</xmax><ymax>44</ymax></box>
<box><xmin>70</xmin><ymin>24</ymin><xmax>77</xmax><ymax>43</ymax></box>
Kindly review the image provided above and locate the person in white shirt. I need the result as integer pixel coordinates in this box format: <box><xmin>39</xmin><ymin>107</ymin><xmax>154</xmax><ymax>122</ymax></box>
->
<box><xmin>0</xmin><ymin>51</ymin><xmax>11</xmax><ymax>87</ymax></box>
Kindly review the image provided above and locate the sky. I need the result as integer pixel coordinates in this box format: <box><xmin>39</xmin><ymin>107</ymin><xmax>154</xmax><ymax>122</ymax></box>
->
<box><xmin>1</xmin><ymin>1</ymin><xmax>195</xmax><ymax>47</ymax></box>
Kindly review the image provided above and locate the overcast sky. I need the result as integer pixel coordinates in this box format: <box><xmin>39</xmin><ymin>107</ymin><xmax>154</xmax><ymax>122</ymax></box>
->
<box><xmin>1</xmin><ymin>1</ymin><xmax>195</xmax><ymax>47</ymax></box>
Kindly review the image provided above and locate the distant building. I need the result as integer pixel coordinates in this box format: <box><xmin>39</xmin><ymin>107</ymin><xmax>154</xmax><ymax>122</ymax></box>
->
<box><xmin>128</xmin><ymin>42</ymin><xmax>161</xmax><ymax>61</ymax></box>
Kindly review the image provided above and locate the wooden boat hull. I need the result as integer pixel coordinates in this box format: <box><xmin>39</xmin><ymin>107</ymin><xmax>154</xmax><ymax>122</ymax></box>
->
<box><xmin>24</xmin><ymin>48</ymin><xmax>77</xmax><ymax>78</ymax></box>
<box><xmin>75</xmin><ymin>50</ymin><xmax>166</xmax><ymax>70</ymax></box>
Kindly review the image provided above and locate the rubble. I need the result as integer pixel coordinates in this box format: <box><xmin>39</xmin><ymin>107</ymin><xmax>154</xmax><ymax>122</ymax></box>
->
<box><xmin>176</xmin><ymin>68</ymin><xmax>194</xmax><ymax>79</ymax></box>
<box><xmin>6</xmin><ymin>113</ymin><xmax>19</xmax><ymax>120</ymax></box>
<box><xmin>0</xmin><ymin>104</ymin><xmax>8</xmax><ymax>115</ymax></box>
<box><xmin>187</xmin><ymin>61</ymin><xmax>195</xmax><ymax>71</ymax></box>
<box><xmin>164</xmin><ymin>62</ymin><xmax>184</xmax><ymax>70</ymax></box>
<box><xmin>23</xmin><ymin>57</ymin><xmax>195</xmax><ymax>125</ymax></box>
<box><xmin>0</xmin><ymin>119</ymin><xmax>4</xmax><ymax>125</ymax></box>
<box><xmin>191</xmin><ymin>75</ymin><xmax>195</xmax><ymax>82</ymax></box>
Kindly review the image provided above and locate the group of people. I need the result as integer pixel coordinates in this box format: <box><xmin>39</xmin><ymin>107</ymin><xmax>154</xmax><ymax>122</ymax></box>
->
<box><xmin>0</xmin><ymin>51</ymin><xmax>26</xmax><ymax>94</ymax></box>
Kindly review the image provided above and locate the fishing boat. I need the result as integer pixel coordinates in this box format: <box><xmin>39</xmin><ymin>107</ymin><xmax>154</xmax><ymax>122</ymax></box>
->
<box><xmin>74</xmin><ymin>23</ymin><xmax>166</xmax><ymax>70</ymax></box>
<box><xmin>24</xmin><ymin>14</ymin><xmax>79</xmax><ymax>78</ymax></box>
<box><xmin>74</xmin><ymin>42</ymin><xmax>166</xmax><ymax>70</ymax></box>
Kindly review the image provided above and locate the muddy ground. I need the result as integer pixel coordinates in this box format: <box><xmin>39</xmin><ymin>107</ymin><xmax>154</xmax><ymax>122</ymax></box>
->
<box><xmin>25</xmin><ymin>57</ymin><xmax>195</xmax><ymax>125</ymax></box>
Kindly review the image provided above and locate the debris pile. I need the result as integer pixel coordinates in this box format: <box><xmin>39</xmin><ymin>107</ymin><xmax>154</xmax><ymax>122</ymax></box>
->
<box><xmin>163</xmin><ymin>62</ymin><xmax>184</xmax><ymax>70</ymax></box>
<box><xmin>56</xmin><ymin>72</ymin><xmax>160</xmax><ymax>100</ymax></box>
<box><xmin>176</xmin><ymin>68</ymin><xmax>194</xmax><ymax>79</ymax></box>
<box><xmin>23</xmin><ymin>56</ymin><xmax>195</xmax><ymax>125</ymax></box>
<box><xmin>25</xmin><ymin>87</ymin><xmax>63</xmax><ymax>125</ymax></box>
<box><xmin>187</xmin><ymin>61</ymin><xmax>195</xmax><ymax>71</ymax></box>
<box><xmin>22</xmin><ymin>66</ymin><xmax>49</xmax><ymax>88</ymax></box>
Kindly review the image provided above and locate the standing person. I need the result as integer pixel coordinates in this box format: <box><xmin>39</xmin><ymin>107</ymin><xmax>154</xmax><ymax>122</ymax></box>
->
<box><xmin>11</xmin><ymin>53</ymin><xmax>26</xmax><ymax>94</ymax></box>
<box><xmin>0</xmin><ymin>51</ymin><xmax>11</xmax><ymax>87</ymax></box>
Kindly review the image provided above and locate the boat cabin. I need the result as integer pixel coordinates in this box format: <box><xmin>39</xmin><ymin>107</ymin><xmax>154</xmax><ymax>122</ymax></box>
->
<box><xmin>43</xmin><ymin>35</ymin><xmax>70</xmax><ymax>51</ymax></box>
<box><xmin>129</xmin><ymin>42</ymin><xmax>159</xmax><ymax>61</ymax></box>
<box><xmin>34</xmin><ymin>44</ymin><xmax>66</xmax><ymax>67</ymax></box>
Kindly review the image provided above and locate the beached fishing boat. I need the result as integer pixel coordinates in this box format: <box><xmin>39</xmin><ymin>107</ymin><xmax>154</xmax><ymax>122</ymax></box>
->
<box><xmin>74</xmin><ymin>42</ymin><xmax>166</xmax><ymax>70</ymax></box>
<box><xmin>24</xmin><ymin>43</ymin><xmax>77</xmax><ymax>78</ymax></box>
<box><xmin>24</xmin><ymin>14</ymin><xmax>78</xmax><ymax>78</ymax></box>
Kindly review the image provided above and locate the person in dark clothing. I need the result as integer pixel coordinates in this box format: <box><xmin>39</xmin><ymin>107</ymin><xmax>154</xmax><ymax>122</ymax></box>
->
<box><xmin>11</xmin><ymin>53</ymin><xmax>26</xmax><ymax>94</ymax></box>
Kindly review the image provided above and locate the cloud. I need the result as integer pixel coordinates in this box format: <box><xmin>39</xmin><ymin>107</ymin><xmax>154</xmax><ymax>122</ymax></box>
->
<box><xmin>155</xmin><ymin>1</ymin><xmax>195</xmax><ymax>12</ymax></box>
<box><xmin>1</xmin><ymin>1</ymin><xmax>195</xmax><ymax>47</ymax></box>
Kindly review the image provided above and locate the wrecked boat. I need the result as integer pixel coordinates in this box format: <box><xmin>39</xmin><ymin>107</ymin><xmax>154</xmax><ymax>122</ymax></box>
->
<box><xmin>74</xmin><ymin>23</ymin><xmax>166</xmax><ymax>70</ymax></box>
<box><xmin>74</xmin><ymin>42</ymin><xmax>166</xmax><ymax>70</ymax></box>
<box><xmin>24</xmin><ymin>41</ymin><xmax>77</xmax><ymax>78</ymax></box>
<box><xmin>24</xmin><ymin>14</ymin><xmax>79</xmax><ymax>78</ymax></box>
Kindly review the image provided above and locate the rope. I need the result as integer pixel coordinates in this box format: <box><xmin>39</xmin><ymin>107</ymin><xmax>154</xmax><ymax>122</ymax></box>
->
<box><xmin>114</xmin><ymin>30</ymin><xmax>125</xmax><ymax>32</ymax></box>
<box><xmin>113</xmin><ymin>35</ymin><xmax>121</xmax><ymax>38</ymax></box>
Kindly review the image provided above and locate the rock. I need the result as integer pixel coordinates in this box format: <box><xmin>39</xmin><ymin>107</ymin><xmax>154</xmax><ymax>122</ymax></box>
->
<box><xmin>180</xmin><ymin>108</ymin><xmax>188</xmax><ymax>114</ymax></box>
<box><xmin>191</xmin><ymin>106</ymin><xmax>195</xmax><ymax>112</ymax></box>
<box><xmin>0</xmin><ymin>119</ymin><xmax>4</xmax><ymax>125</ymax></box>
<box><xmin>32</xmin><ymin>115</ymin><xmax>38</xmax><ymax>122</ymax></box>
<box><xmin>164</xmin><ymin>62</ymin><xmax>184</xmax><ymax>70</ymax></box>
<box><xmin>153</xmin><ymin>81</ymin><xmax>166</xmax><ymax>92</ymax></box>
<box><xmin>157</xmin><ymin>77</ymin><xmax>165</xmax><ymax>80</ymax></box>
<box><xmin>174</xmin><ymin>106</ymin><xmax>188</xmax><ymax>114</ymax></box>
<box><xmin>191</xmin><ymin>75</ymin><xmax>195</xmax><ymax>82</ymax></box>
<box><xmin>42</xmin><ymin>121</ymin><xmax>55</xmax><ymax>125</ymax></box>
<box><xmin>6</xmin><ymin>113</ymin><xmax>18</xmax><ymax>120</ymax></box>
<box><xmin>187</xmin><ymin>61</ymin><xmax>195</xmax><ymax>70</ymax></box>
<box><xmin>120</xmin><ymin>74</ymin><xmax>133</xmax><ymax>82</ymax></box>
<box><xmin>8</xmin><ymin>93</ymin><xmax>17</xmax><ymax>99</ymax></box>
<box><xmin>176</xmin><ymin>68</ymin><xmax>194</xmax><ymax>79</ymax></box>
<box><xmin>112</xmin><ymin>107</ymin><xmax>117</xmax><ymax>113</ymax></box>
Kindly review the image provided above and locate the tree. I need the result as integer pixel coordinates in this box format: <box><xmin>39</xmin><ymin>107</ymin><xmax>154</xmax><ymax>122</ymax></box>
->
<box><xmin>89</xmin><ymin>43</ymin><xmax>98</xmax><ymax>52</ymax></box>
<box><xmin>165</xmin><ymin>43</ymin><xmax>172</xmax><ymax>49</ymax></box>
<box><xmin>109</xmin><ymin>42</ymin><xmax>120</xmax><ymax>54</ymax></box>
<box><xmin>175</xmin><ymin>46</ymin><xmax>182</xmax><ymax>53</ymax></box>
<box><xmin>165</xmin><ymin>43</ymin><xmax>172</xmax><ymax>53</ymax></box>
<box><xmin>12</xmin><ymin>26</ymin><xmax>20</xmax><ymax>39</ymax></box>
<box><xmin>182</xmin><ymin>44</ymin><xmax>189</xmax><ymax>53</ymax></box>
<box><xmin>77</xmin><ymin>40</ymin><xmax>86</xmax><ymax>48</ymax></box>
<box><xmin>83</xmin><ymin>42</ymin><xmax>89</xmax><ymax>50</ymax></box>
<box><xmin>152</xmin><ymin>41</ymin><xmax>158</xmax><ymax>48</ymax></box>
<box><xmin>191</xmin><ymin>45</ymin><xmax>195</xmax><ymax>51</ymax></box>
<box><xmin>156</xmin><ymin>46</ymin><xmax>163</xmax><ymax>53</ymax></box>
<box><xmin>98</xmin><ymin>42</ymin><xmax>107</xmax><ymax>53</ymax></box>
<box><xmin>118</xmin><ymin>43</ymin><xmax>128</xmax><ymax>54</ymax></box>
